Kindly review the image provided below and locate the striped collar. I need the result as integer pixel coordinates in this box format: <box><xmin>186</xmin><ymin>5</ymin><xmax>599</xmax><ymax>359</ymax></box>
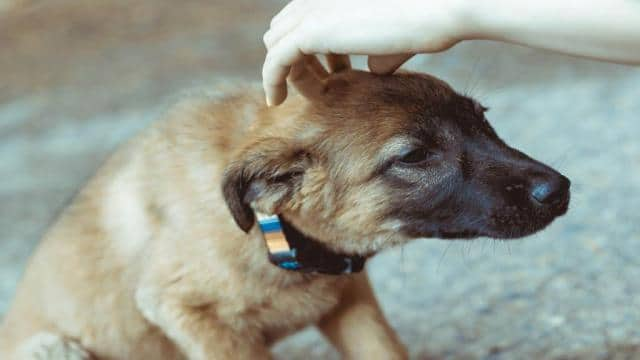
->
<box><xmin>256</xmin><ymin>213</ymin><xmax>366</xmax><ymax>275</ymax></box>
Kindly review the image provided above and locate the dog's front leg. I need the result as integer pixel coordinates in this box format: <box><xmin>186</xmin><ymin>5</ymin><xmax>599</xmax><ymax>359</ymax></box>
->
<box><xmin>317</xmin><ymin>272</ymin><xmax>408</xmax><ymax>360</ymax></box>
<box><xmin>135</xmin><ymin>286</ymin><xmax>271</xmax><ymax>360</ymax></box>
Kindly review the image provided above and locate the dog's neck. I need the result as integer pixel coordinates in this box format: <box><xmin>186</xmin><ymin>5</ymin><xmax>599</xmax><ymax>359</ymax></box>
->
<box><xmin>261</xmin><ymin>215</ymin><xmax>367</xmax><ymax>275</ymax></box>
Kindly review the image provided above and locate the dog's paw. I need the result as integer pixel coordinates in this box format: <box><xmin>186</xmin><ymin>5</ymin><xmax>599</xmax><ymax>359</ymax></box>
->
<box><xmin>17</xmin><ymin>332</ymin><xmax>92</xmax><ymax>360</ymax></box>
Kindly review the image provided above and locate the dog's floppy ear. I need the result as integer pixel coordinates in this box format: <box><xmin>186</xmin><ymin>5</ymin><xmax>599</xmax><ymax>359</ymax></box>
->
<box><xmin>222</xmin><ymin>138</ymin><xmax>310</xmax><ymax>232</ymax></box>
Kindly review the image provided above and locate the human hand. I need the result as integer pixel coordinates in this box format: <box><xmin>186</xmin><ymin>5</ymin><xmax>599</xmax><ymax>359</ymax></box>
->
<box><xmin>262</xmin><ymin>0</ymin><xmax>468</xmax><ymax>106</ymax></box>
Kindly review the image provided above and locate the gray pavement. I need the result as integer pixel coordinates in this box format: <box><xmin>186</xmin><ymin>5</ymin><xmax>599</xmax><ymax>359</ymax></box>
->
<box><xmin>1</xmin><ymin>1</ymin><xmax>639</xmax><ymax>359</ymax></box>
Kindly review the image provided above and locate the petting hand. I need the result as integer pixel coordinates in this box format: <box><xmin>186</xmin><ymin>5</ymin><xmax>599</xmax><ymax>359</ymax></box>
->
<box><xmin>262</xmin><ymin>0</ymin><xmax>468</xmax><ymax>106</ymax></box>
<box><xmin>262</xmin><ymin>0</ymin><xmax>640</xmax><ymax>106</ymax></box>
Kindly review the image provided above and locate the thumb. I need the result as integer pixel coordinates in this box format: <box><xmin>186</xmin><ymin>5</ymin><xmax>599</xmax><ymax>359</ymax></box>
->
<box><xmin>368</xmin><ymin>54</ymin><xmax>414</xmax><ymax>74</ymax></box>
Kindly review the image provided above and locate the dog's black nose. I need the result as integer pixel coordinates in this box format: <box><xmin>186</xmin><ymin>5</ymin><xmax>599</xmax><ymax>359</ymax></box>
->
<box><xmin>530</xmin><ymin>175</ymin><xmax>570</xmax><ymax>205</ymax></box>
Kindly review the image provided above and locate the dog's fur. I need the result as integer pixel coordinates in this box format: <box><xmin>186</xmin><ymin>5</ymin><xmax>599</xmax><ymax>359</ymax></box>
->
<box><xmin>0</xmin><ymin>55</ymin><xmax>569</xmax><ymax>359</ymax></box>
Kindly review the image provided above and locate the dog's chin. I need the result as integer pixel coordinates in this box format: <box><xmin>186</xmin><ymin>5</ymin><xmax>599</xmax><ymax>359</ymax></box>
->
<box><xmin>476</xmin><ymin>224</ymin><xmax>550</xmax><ymax>240</ymax></box>
<box><xmin>437</xmin><ymin>230</ymin><xmax>480</xmax><ymax>239</ymax></box>
<box><xmin>425</xmin><ymin>222</ymin><xmax>552</xmax><ymax>241</ymax></box>
<box><xmin>403</xmin><ymin>206</ymin><xmax>569</xmax><ymax>241</ymax></box>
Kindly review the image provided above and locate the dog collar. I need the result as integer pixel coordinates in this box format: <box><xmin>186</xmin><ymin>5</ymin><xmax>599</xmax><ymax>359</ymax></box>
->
<box><xmin>256</xmin><ymin>213</ymin><xmax>366</xmax><ymax>275</ymax></box>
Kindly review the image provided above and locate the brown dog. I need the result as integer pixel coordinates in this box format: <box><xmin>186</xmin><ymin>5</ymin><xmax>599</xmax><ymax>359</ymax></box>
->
<box><xmin>0</xmin><ymin>55</ymin><xmax>569</xmax><ymax>359</ymax></box>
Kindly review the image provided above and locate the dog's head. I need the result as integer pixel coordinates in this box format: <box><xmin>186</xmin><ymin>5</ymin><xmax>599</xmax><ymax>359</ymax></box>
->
<box><xmin>223</xmin><ymin>56</ymin><xmax>570</xmax><ymax>255</ymax></box>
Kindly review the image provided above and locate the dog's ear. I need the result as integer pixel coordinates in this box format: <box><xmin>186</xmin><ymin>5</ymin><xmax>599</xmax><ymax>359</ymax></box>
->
<box><xmin>222</xmin><ymin>139</ymin><xmax>310</xmax><ymax>232</ymax></box>
<box><xmin>326</xmin><ymin>54</ymin><xmax>351</xmax><ymax>73</ymax></box>
<box><xmin>289</xmin><ymin>55</ymin><xmax>328</xmax><ymax>101</ymax></box>
<box><xmin>290</xmin><ymin>55</ymin><xmax>351</xmax><ymax>102</ymax></box>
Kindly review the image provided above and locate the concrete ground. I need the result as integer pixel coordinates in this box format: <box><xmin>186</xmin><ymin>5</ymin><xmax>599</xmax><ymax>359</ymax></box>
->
<box><xmin>1</xmin><ymin>1</ymin><xmax>639</xmax><ymax>359</ymax></box>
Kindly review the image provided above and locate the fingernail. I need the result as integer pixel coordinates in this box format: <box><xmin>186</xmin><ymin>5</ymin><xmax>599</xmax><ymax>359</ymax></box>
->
<box><xmin>266</xmin><ymin>96</ymin><xmax>273</xmax><ymax>107</ymax></box>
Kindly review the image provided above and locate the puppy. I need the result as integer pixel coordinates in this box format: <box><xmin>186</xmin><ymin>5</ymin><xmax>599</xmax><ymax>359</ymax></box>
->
<box><xmin>0</xmin><ymin>55</ymin><xmax>570</xmax><ymax>359</ymax></box>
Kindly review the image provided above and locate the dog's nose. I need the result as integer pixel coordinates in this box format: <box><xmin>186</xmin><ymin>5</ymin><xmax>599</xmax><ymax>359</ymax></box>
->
<box><xmin>530</xmin><ymin>175</ymin><xmax>570</xmax><ymax>205</ymax></box>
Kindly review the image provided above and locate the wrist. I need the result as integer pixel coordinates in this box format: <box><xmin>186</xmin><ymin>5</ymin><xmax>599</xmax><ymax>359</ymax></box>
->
<box><xmin>411</xmin><ymin>0</ymin><xmax>486</xmax><ymax>50</ymax></box>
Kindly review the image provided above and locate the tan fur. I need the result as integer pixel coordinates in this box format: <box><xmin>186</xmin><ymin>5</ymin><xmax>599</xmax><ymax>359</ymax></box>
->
<box><xmin>0</xmin><ymin>58</ymin><xmax>414</xmax><ymax>359</ymax></box>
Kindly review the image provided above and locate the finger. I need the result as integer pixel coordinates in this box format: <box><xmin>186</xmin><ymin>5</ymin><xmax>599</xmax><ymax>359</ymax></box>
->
<box><xmin>263</xmin><ymin>15</ymin><xmax>303</xmax><ymax>49</ymax></box>
<box><xmin>262</xmin><ymin>39</ymin><xmax>305</xmax><ymax>106</ymax></box>
<box><xmin>368</xmin><ymin>54</ymin><xmax>414</xmax><ymax>74</ymax></box>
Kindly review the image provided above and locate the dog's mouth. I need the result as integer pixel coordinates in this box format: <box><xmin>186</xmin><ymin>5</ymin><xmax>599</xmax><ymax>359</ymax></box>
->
<box><xmin>437</xmin><ymin>230</ymin><xmax>479</xmax><ymax>239</ymax></box>
<box><xmin>401</xmin><ymin>196</ymin><xmax>569</xmax><ymax>241</ymax></box>
<box><xmin>484</xmin><ymin>195</ymin><xmax>570</xmax><ymax>239</ymax></box>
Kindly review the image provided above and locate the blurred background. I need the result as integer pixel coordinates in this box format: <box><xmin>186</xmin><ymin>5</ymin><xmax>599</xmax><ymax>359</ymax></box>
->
<box><xmin>1</xmin><ymin>1</ymin><xmax>639</xmax><ymax>359</ymax></box>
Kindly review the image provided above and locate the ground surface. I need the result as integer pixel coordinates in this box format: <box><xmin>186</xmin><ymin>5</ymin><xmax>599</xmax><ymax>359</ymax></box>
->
<box><xmin>1</xmin><ymin>1</ymin><xmax>639</xmax><ymax>359</ymax></box>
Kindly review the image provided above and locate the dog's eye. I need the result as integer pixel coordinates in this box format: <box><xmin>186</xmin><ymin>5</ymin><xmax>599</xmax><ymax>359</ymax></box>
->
<box><xmin>397</xmin><ymin>148</ymin><xmax>433</xmax><ymax>165</ymax></box>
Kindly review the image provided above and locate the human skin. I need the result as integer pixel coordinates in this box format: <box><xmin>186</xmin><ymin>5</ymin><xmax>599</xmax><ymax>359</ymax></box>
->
<box><xmin>262</xmin><ymin>0</ymin><xmax>640</xmax><ymax>106</ymax></box>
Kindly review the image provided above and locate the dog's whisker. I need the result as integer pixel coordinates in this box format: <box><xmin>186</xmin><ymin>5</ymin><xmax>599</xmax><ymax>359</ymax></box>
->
<box><xmin>437</xmin><ymin>241</ymin><xmax>455</xmax><ymax>272</ymax></box>
<box><xmin>547</xmin><ymin>146</ymin><xmax>576</xmax><ymax>169</ymax></box>
<box><xmin>479</xmin><ymin>237</ymin><xmax>488</xmax><ymax>254</ymax></box>
<box><xmin>399</xmin><ymin>244</ymin><xmax>408</xmax><ymax>290</ymax></box>
<box><xmin>464</xmin><ymin>57</ymin><xmax>485</xmax><ymax>98</ymax></box>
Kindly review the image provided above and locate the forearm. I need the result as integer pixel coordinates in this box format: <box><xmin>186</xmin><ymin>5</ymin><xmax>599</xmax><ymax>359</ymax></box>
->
<box><xmin>462</xmin><ymin>0</ymin><xmax>640</xmax><ymax>65</ymax></box>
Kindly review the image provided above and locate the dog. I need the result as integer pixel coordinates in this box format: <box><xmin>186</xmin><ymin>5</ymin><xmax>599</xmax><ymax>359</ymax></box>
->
<box><xmin>0</xmin><ymin>55</ymin><xmax>570</xmax><ymax>359</ymax></box>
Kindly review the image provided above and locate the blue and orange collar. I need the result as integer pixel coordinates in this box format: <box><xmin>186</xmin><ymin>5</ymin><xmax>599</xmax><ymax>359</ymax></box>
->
<box><xmin>256</xmin><ymin>213</ymin><xmax>366</xmax><ymax>275</ymax></box>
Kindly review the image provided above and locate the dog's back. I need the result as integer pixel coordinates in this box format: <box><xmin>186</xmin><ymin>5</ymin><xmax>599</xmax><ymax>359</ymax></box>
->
<box><xmin>0</xmin><ymin>90</ymin><xmax>265</xmax><ymax>359</ymax></box>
